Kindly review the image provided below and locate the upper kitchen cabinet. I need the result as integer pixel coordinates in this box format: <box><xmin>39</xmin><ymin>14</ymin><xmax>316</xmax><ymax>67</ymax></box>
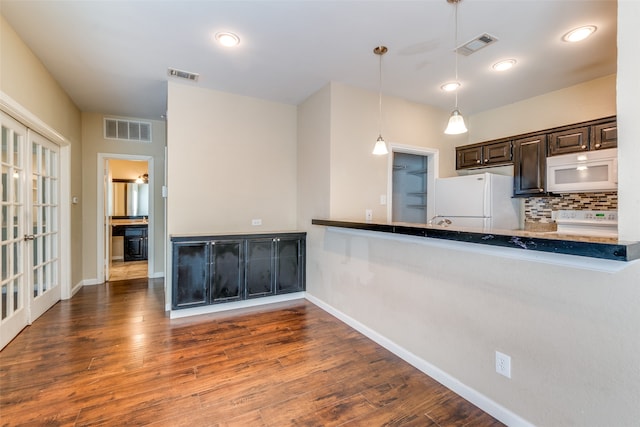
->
<box><xmin>547</xmin><ymin>116</ymin><xmax>617</xmax><ymax>156</ymax></box>
<box><xmin>456</xmin><ymin>139</ymin><xmax>512</xmax><ymax>170</ymax></box>
<box><xmin>513</xmin><ymin>134</ymin><xmax>548</xmax><ymax>197</ymax></box>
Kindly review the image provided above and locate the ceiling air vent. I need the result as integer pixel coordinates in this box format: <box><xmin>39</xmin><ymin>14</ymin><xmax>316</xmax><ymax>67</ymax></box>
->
<box><xmin>168</xmin><ymin>67</ymin><xmax>199</xmax><ymax>82</ymax></box>
<box><xmin>456</xmin><ymin>33</ymin><xmax>498</xmax><ymax>56</ymax></box>
<box><xmin>104</xmin><ymin>118</ymin><xmax>152</xmax><ymax>143</ymax></box>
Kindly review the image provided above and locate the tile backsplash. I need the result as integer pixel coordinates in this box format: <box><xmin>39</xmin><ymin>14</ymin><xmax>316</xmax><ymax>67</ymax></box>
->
<box><xmin>524</xmin><ymin>192</ymin><xmax>618</xmax><ymax>223</ymax></box>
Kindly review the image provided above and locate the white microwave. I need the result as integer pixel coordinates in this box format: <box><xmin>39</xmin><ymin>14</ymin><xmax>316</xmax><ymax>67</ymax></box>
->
<box><xmin>546</xmin><ymin>148</ymin><xmax>617</xmax><ymax>193</ymax></box>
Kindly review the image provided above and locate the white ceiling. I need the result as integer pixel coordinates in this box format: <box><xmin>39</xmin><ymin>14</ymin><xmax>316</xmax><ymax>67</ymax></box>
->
<box><xmin>1</xmin><ymin>0</ymin><xmax>617</xmax><ymax>121</ymax></box>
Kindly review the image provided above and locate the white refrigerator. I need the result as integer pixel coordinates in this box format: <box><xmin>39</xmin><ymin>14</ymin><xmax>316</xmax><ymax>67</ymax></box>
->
<box><xmin>433</xmin><ymin>173</ymin><xmax>520</xmax><ymax>230</ymax></box>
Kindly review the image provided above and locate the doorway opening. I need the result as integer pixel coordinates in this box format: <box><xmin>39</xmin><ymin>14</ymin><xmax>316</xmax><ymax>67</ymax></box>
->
<box><xmin>97</xmin><ymin>154</ymin><xmax>154</xmax><ymax>283</ymax></box>
<box><xmin>388</xmin><ymin>145</ymin><xmax>438</xmax><ymax>224</ymax></box>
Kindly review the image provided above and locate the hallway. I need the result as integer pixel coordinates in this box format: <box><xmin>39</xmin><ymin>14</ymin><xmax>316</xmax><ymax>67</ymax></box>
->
<box><xmin>0</xmin><ymin>279</ymin><xmax>503</xmax><ymax>426</ymax></box>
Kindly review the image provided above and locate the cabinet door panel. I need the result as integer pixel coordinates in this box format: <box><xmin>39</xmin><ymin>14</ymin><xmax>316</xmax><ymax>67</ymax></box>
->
<box><xmin>514</xmin><ymin>135</ymin><xmax>547</xmax><ymax>197</ymax></box>
<box><xmin>173</xmin><ymin>242</ymin><xmax>208</xmax><ymax>308</ymax></box>
<box><xmin>276</xmin><ymin>238</ymin><xmax>304</xmax><ymax>294</ymax></box>
<box><xmin>246</xmin><ymin>239</ymin><xmax>274</xmax><ymax>298</ymax></box>
<box><xmin>456</xmin><ymin>146</ymin><xmax>482</xmax><ymax>169</ymax></box>
<box><xmin>592</xmin><ymin>122</ymin><xmax>617</xmax><ymax>150</ymax></box>
<box><xmin>211</xmin><ymin>240</ymin><xmax>243</xmax><ymax>303</ymax></box>
<box><xmin>548</xmin><ymin>127</ymin><xmax>589</xmax><ymax>156</ymax></box>
<box><xmin>483</xmin><ymin>140</ymin><xmax>512</xmax><ymax>165</ymax></box>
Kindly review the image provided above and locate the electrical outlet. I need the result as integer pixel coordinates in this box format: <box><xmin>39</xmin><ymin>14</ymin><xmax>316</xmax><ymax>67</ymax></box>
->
<box><xmin>365</xmin><ymin>209</ymin><xmax>373</xmax><ymax>221</ymax></box>
<box><xmin>251</xmin><ymin>219</ymin><xmax>262</xmax><ymax>226</ymax></box>
<box><xmin>495</xmin><ymin>351</ymin><xmax>511</xmax><ymax>378</ymax></box>
<box><xmin>380</xmin><ymin>195</ymin><xmax>387</xmax><ymax>205</ymax></box>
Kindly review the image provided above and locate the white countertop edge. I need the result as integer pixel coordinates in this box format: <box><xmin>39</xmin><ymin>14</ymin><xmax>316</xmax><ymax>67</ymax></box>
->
<box><xmin>326</xmin><ymin>227</ymin><xmax>636</xmax><ymax>274</ymax></box>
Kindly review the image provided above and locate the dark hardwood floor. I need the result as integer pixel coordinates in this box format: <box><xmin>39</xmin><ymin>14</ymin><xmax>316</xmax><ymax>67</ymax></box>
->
<box><xmin>0</xmin><ymin>278</ymin><xmax>504</xmax><ymax>426</ymax></box>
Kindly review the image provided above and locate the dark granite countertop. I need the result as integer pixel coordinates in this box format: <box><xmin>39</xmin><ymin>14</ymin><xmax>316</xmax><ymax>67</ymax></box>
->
<box><xmin>311</xmin><ymin>219</ymin><xmax>640</xmax><ymax>262</ymax></box>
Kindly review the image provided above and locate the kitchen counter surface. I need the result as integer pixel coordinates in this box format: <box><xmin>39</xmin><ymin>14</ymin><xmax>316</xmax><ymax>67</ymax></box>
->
<box><xmin>311</xmin><ymin>219</ymin><xmax>640</xmax><ymax>262</ymax></box>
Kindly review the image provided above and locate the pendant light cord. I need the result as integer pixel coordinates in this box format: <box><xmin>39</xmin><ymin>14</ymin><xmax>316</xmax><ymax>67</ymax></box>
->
<box><xmin>453</xmin><ymin>1</ymin><xmax>459</xmax><ymax>110</ymax></box>
<box><xmin>378</xmin><ymin>51</ymin><xmax>383</xmax><ymax>136</ymax></box>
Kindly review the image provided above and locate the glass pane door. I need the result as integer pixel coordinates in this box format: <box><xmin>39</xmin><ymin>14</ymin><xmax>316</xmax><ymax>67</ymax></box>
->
<box><xmin>29</xmin><ymin>131</ymin><xmax>60</xmax><ymax>321</ymax></box>
<box><xmin>0</xmin><ymin>112</ymin><xmax>27</xmax><ymax>349</ymax></box>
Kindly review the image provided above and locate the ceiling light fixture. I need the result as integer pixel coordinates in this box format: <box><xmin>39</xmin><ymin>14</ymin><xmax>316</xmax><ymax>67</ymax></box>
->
<box><xmin>441</xmin><ymin>81</ymin><xmax>461</xmax><ymax>92</ymax></box>
<box><xmin>492</xmin><ymin>59</ymin><xmax>517</xmax><ymax>72</ymax></box>
<box><xmin>444</xmin><ymin>0</ymin><xmax>468</xmax><ymax>135</ymax></box>
<box><xmin>372</xmin><ymin>45</ymin><xmax>389</xmax><ymax>155</ymax></box>
<box><xmin>215</xmin><ymin>32</ymin><xmax>240</xmax><ymax>47</ymax></box>
<box><xmin>562</xmin><ymin>25</ymin><xmax>597</xmax><ymax>43</ymax></box>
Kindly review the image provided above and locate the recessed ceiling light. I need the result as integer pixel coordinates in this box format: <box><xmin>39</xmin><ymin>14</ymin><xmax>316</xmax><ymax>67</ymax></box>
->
<box><xmin>441</xmin><ymin>81</ymin><xmax>461</xmax><ymax>92</ymax></box>
<box><xmin>492</xmin><ymin>59</ymin><xmax>516</xmax><ymax>72</ymax></box>
<box><xmin>562</xmin><ymin>25</ymin><xmax>597</xmax><ymax>43</ymax></box>
<box><xmin>214</xmin><ymin>32</ymin><xmax>240</xmax><ymax>47</ymax></box>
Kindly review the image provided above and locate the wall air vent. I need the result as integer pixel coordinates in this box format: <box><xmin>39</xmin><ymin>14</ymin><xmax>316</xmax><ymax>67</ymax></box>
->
<box><xmin>168</xmin><ymin>67</ymin><xmax>200</xmax><ymax>82</ymax></box>
<box><xmin>104</xmin><ymin>118</ymin><xmax>152</xmax><ymax>143</ymax></box>
<box><xmin>456</xmin><ymin>33</ymin><xmax>498</xmax><ymax>56</ymax></box>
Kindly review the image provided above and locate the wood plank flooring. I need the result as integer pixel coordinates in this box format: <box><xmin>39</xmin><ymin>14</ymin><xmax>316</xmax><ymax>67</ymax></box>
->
<box><xmin>0</xmin><ymin>278</ymin><xmax>504</xmax><ymax>426</ymax></box>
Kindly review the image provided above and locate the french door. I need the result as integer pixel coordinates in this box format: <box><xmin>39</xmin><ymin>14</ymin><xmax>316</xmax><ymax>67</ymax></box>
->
<box><xmin>1</xmin><ymin>111</ymin><xmax>60</xmax><ymax>349</ymax></box>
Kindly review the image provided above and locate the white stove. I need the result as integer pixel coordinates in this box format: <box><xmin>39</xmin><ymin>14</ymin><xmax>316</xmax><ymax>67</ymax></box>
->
<box><xmin>552</xmin><ymin>210</ymin><xmax>618</xmax><ymax>237</ymax></box>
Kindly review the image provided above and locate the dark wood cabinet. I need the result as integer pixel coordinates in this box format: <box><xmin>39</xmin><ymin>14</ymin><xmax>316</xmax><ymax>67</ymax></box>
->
<box><xmin>211</xmin><ymin>240</ymin><xmax>243</xmax><ymax>303</ymax></box>
<box><xmin>246</xmin><ymin>238</ymin><xmax>275</xmax><ymax>298</ymax></box>
<box><xmin>171</xmin><ymin>232</ymin><xmax>306</xmax><ymax>310</ymax></box>
<box><xmin>547</xmin><ymin>126</ymin><xmax>590</xmax><ymax>156</ymax></box>
<box><xmin>547</xmin><ymin>117</ymin><xmax>617</xmax><ymax>156</ymax></box>
<box><xmin>275</xmin><ymin>236</ymin><xmax>305</xmax><ymax>294</ymax></box>
<box><xmin>513</xmin><ymin>134</ymin><xmax>547</xmax><ymax>197</ymax></box>
<box><xmin>124</xmin><ymin>225</ymin><xmax>148</xmax><ymax>261</ymax></box>
<box><xmin>172</xmin><ymin>241</ymin><xmax>209</xmax><ymax>309</ymax></box>
<box><xmin>592</xmin><ymin>121</ymin><xmax>617</xmax><ymax>150</ymax></box>
<box><xmin>456</xmin><ymin>139</ymin><xmax>512</xmax><ymax>169</ymax></box>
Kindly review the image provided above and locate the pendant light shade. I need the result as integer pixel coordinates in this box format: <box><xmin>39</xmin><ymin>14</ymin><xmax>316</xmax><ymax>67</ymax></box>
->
<box><xmin>372</xmin><ymin>46</ymin><xmax>388</xmax><ymax>155</ymax></box>
<box><xmin>373</xmin><ymin>135</ymin><xmax>388</xmax><ymax>155</ymax></box>
<box><xmin>444</xmin><ymin>0</ymin><xmax>468</xmax><ymax>135</ymax></box>
<box><xmin>444</xmin><ymin>109</ymin><xmax>467</xmax><ymax>134</ymax></box>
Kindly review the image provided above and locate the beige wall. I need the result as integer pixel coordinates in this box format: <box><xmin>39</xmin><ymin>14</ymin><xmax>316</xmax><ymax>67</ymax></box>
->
<box><xmin>166</xmin><ymin>82</ymin><xmax>298</xmax><ymax>235</ymax></box>
<box><xmin>468</xmin><ymin>74</ymin><xmax>617</xmax><ymax>143</ymax></box>
<box><xmin>302</xmin><ymin>5</ymin><xmax>640</xmax><ymax>427</ymax></box>
<box><xmin>109</xmin><ymin>159</ymin><xmax>148</xmax><ymax>181</ymax></box>
<box><xmin>0</xmin><ymin>15</ymin><xmax>83</xmax><ymax>287</ymax></box>
<box><xmin>301</xmin><ymin>82</ymin><xmax>463</xmax><ymax>223</ymax></box>
<box><xmin>81</xmin><ymin>112</ymin><xmax>166</xmax><ymax>279</ymax></box>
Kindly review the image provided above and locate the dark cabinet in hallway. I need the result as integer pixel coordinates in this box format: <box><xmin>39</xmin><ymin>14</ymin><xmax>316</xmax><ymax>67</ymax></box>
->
<box><xmin>171</xmin><ymin>232</ymin><xmax>306</xmax><ymax>310</ymax></box>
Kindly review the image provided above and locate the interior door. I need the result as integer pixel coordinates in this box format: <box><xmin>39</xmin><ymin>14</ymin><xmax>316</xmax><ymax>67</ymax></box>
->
<box><xmin>0</xmin><ymin>112</ymin><xmax>61</xmax><ymax>349</ymax></box>
<box><xmin>28</xmin><ymin>131</ymin><xmax>61</xmax><ymax>321</ymax></box>
<box><xmin>1</xmin><ymin>112</ymin><xmax>28</xmax><ymax>349</ymax></box>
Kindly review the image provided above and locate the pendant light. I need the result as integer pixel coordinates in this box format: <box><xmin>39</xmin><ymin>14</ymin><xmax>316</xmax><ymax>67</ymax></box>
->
<box><xmin>444</xmin><ymin>0</ymin><xmax>468</xmax><ymax>135</ymax></box>
<box><xmin>372</xmin><ymin>45</ymin><xmax>389</xmax><ymax>155</ymax></box>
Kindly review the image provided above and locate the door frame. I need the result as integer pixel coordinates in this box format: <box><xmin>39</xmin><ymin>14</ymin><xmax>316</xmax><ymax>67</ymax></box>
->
<box><xmin>386</xmin><ymin>143</ymin><xmax>439</xmax><ymax>223</ymax></box>
<box><xmin>0</xmin><ymin>92</ymin><xmax>71</xmax><ymax>299</ymax></box>
<box><xmin>96</xmin><ymin>153</ymin><xmax>154</xmax><ymax>283</ymax></box>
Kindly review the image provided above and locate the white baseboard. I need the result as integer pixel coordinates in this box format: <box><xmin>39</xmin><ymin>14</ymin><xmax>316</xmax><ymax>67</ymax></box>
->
<box><xmin>149</xmin><ymin>272</ymin><xmax>165</xmax><ymax>279</ymax></box>
<box><xmin>81</xmin><ymin>278</ymin><xmax>103</xmax><ymax>286</ymax></box>
<box><xmin>170</xmin><ymin>292</ymin><xmax>306</xmax><ymax>319</ymax></box>
<box><xmin>304</xmin><ymin>294</ymin><xmax>534</xmax><ymax>427</ymax></box>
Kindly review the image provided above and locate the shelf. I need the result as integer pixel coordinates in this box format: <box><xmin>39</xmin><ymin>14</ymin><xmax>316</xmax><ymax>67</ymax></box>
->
<box><xmin>406</xmin><ymin>192</ymin><xmax>427</xmax><ymax>197</ymax></box>
<box><xmin>406</xmin><ymin>204</ymin><xmax>426</xmax><ymax>209</ymax></box>
<box><xmin>408</xmin><ymin>169</ymin><xmax>428</xmax><ymax>175</ymax></box>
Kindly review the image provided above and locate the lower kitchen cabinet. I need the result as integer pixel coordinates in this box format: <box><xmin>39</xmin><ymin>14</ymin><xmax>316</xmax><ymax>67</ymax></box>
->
<box><xmin>171</xmin><ymin>232</ymin><xmax>306</xmax><ymax>310</ymax></box>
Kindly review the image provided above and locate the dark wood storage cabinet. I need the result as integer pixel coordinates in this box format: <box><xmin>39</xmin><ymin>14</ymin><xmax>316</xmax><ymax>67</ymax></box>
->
<box><xmin>124</xmin><ymin>226</ymin><xmax>148</xmax><ymax>261</ymax></box>
<box><xmin>171</xmin><ymin>232</ymin><xmax>306</xmax><ymax>310</ymax></box>
<box><xmin>547</xmin><ymin>117</ymin><xmax>617</xmax><ymax>156</ymax></box>
<box><xmin>513</xmin><ymin>134</ymin><xmax>547</xmax><ymax>197</ymax></box>
<box><xmin>456</xmin><ymin>139</ymin><xmax>512</xmax><ymax>169</ymax></box>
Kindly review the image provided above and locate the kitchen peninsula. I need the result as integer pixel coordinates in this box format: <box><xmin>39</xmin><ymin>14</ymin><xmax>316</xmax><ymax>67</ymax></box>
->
<box><xmin>312</xmin><ymin>219</ymin><xmax>640</xmax><ymax>262</ymax></box>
